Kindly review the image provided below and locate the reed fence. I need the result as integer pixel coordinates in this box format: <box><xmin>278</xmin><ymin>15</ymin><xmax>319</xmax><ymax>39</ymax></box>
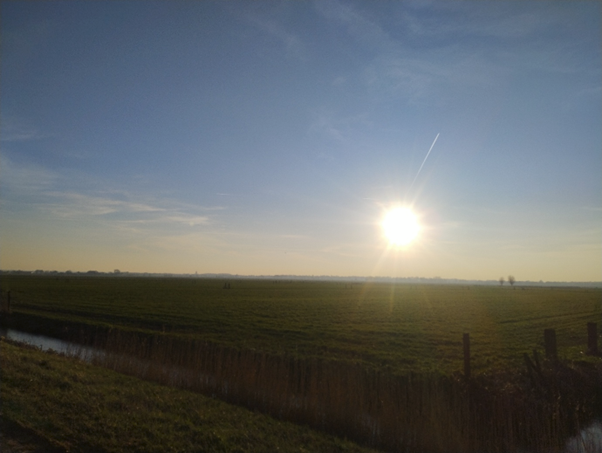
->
<box><xmin>81</xmin><ymin>323</ymin><xmax>600</xmax><ymax>452</ymax></box>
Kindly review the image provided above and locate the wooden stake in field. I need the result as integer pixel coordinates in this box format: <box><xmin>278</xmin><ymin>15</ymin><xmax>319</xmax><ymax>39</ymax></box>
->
<box><xmin>544</xmin><ymin>329</ymin><xmax>557</xmax><ymax>360</ymax></box>
<box><xmin>463</xmin><ymin>333</ymin><xmax>470</xmax><ymax>379</ymax></box>
<box><xmin>587</xmin><ymin>322</ymin><xmax>598</xmax><ymax>355</ymax></box>
<box><xmin>0</xmin><ymin>291</ymin><xmax>10</xmax><ymax>315</ymax></box>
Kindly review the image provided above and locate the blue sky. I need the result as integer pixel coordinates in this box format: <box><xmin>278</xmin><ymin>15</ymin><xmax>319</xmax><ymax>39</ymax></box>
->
<box><xmin>1</xmin><ymin>0</ymin><xmax>600</xmax><ymax>281</ymax></box>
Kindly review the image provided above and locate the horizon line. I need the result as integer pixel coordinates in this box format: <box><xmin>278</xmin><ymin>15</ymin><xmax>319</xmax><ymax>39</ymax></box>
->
<box><xmin>2</xmin><ymin>269</ymin><xmax>600</xmax><ymax>286</ymax></box>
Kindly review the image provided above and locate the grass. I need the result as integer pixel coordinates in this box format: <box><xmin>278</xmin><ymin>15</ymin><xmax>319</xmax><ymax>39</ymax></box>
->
<box><xmin>1</xmin><ymin>276</ymin><xmax>600</xmax><ymax>451</ymax></box>
<box><xmin>4</xmin><ymin>333</ymin><xmax>599</xmax><ymax>452</ymax></box>
<box><xmin>0</xmin><ymin>339</ymin><xmax>378</xmax><ymax>453</ymax></box>
<box><xmin>2</xmin><ymin>275</ymin><xmax>600</xmax><ymax>374</ymax></box>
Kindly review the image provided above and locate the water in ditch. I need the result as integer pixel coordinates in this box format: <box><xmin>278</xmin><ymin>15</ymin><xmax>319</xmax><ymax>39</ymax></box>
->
<box><xmin>0</xmin><ymin>327</ymin><xmax>101</xmax><ymax>361</ymax></box>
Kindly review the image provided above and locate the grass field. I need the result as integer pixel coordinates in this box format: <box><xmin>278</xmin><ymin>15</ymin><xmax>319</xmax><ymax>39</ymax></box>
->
<box><xmin>1</xmin><ymin>275</ymin><xmax>600</xmax><ymax>451</ymax></box>
<box><xmin>2</xmin><ymin>275</ymin><xmax>600</xmax><ymax>374</ymax></box>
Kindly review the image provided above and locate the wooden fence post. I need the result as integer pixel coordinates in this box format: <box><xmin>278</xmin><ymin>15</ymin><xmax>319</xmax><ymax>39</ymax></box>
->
<box><xmin>544</xmin><ymin>329</ymin><xmax>557</xmax><ymax>360</ymax></box>
<box><xmin>587</xmin><ymin>323</ymin><xmax>598</xmax><ymax>355</ymax></box>
<box><xmin>463</xmin><ymin>333</ymin><xmax>470</xmax><ymax>379</ymax></box>
<box><xmin>1</xmin><ymin>291</ymin><xmax>9</xmax><ymax>314</ymax></box>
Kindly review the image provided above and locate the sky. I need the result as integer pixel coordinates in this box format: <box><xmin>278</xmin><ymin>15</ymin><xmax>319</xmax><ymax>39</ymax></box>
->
<box><xmin>1</xmin><ymin>1</ymin><xmax>600</xmax><ymax>281</ymax></box>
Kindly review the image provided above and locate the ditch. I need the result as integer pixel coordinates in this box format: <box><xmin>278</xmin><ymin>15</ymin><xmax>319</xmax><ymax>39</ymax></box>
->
<box><xmin>1</xmin><ymin>327</ymin><xmax>600</xmax><ymax>453</ymax></box>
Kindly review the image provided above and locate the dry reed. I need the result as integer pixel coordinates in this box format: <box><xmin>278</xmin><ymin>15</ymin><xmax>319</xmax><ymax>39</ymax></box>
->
<box><xmin>79</xmin><ymin>328</ymin><xmax>600</xmax><ymax>453</ymax></box>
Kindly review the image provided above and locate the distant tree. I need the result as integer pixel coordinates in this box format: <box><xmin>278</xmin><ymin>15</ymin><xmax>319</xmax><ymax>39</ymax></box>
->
<box><xmin>508</xmin><ymin>275</ymin><xmax>516</xmax><ymax>287</ymax></box>
<box><xmin>499</xmin><ymin>276</ymin><xmax>505</xmax><ymax>286</ymax></box>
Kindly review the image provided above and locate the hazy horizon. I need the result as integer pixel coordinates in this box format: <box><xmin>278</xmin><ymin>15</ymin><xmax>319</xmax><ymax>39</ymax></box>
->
<box><xmin>1</xmin><ymin>1</ymin><xmax>600</xmax><ymax>282</ymax></box>
<box><xmin>4</xmin><ymin>269</ymin><xmax>602</xmax><ymax>287</ymax></box>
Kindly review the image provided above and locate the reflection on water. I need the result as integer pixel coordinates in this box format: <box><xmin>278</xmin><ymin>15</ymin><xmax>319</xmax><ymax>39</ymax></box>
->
<box><xmin>0</xmin><ymin>327</ymin><xmax>101</xmax><ymax>362</ymax></box>
<box><xmin>565</xmin><ymin>421</ymin><xmax>602</xmax><ymax>453</ymax></box>
<box><xmin>1</xmin><ymin>327</ymin><xmax>600</xmax><ymax>453</ymax></box>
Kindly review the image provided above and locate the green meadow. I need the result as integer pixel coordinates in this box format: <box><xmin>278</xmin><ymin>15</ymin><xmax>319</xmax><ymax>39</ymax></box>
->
<box><xmin>2</xmin><ymin>275</ymin><xmax>600</xmax><ymax>374</ymax></box>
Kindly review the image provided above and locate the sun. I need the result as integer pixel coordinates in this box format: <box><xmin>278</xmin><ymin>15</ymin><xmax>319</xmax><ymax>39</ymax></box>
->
<box><xmin>382</xmin><ymin>207</ymin><xmax>420</xmax><ymax>247</ymax></box>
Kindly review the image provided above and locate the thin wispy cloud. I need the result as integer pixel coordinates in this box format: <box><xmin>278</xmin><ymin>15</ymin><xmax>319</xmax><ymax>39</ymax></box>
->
<box><xmin>308</xmin><ymin>108</ymin><xmax>373</xmax><ymax>143</ymax></box>
<box><xmin>43</xmin><ymin>192</ymin><xmax>165</xmax><ymax>216</ymax></box>
<box><xmin>308</xmin><ymin>110</ymin><xmax>345</xmax><ymax>142</ymax></box>
<box><xmin>314</xmin><ymin>0</ymin><xmax>391</xmax><ymax>50</ymax></box>
<box><xmin>315</xmin><ymin>1</ymin><xmax>499</xmax><ymax>102</ymax></box>
<box><xmin>252</xmin><ymin>18</ymin><xmax>306</xmax><ymax>60</ymax></box>
<box><xmin>41</xmin><ymin>192</ymin><xmax>218</xmax><ymax>230</ymax></box>
<box><xmin>0</xmin><ymin>154</ymin><xmax>58</xmax><ymax>194</ymax></box>
<box><xmin>315</xmin><ymin>0</ymin><xmax>596</xmax><ymax>104</ymax></box>
<box><xmin>401</xmin><ymin>2</ymin><xmax>564</xmax><ymax>40</ymax></box>
<box><xmin>0</xmin><ymin>117</ymin><xmax>48</xmax><ymax>142</ymax></box>
<box><xmin>1</xmin><ymin>156</ymin><xmax>222</xmax><ymax>239</ymax></box>
<box><xmin>238</xmin><ymin>5</ymin><xmax>308</xmax><ymax>61</ymax></box>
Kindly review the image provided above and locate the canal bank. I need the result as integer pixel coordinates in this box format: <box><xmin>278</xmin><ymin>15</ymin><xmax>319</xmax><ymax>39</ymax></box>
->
<box><xmin>2</xmin><ymin>328</ymin><xmax>601</xmax><ymax>453</ymax></box>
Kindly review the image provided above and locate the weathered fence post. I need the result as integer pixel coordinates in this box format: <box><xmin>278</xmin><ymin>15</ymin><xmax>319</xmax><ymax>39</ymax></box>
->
<box><xmin>463</xmin><ymin>333</ymin><xmax>470</xmax><ymax>379</ymax></box>
<box><xmin>544</xmin><ymin>329</ymin><xmax>557</xmax><ymax>360</ymax></box>
<box><xmin>587</xmin><ymin>323</ymin><xmax>598</xmax><ymax>355</ymax></box>
<box><xmin>1</xmin><ymin>290</ymin><xmax>10</xmax><ymax>314</ymax></box>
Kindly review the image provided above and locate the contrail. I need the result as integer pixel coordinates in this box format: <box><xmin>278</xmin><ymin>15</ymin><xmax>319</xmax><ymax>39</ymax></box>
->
<box><xmin>410</xmin><ymin>133</ymin><xmax>439</xmax><ymax>191</ymax></box>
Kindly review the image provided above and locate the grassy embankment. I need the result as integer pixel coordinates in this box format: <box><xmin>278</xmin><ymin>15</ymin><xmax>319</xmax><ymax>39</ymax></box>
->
<box><xmin>1</xmin><ymin>276</ymin><xmax>600</xmax><ymax>451</ymax></box>
<box><xmin>1</xmin><ymin>339</ymin><xmax>377</xmax><ymax>453</ymax></box>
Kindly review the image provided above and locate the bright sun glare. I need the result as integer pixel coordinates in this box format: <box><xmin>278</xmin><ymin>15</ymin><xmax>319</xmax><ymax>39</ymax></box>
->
<box><xmin>382</xmin><ymin>207</ymin><xmax>420</xmax><ymax>247</ymax></box>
